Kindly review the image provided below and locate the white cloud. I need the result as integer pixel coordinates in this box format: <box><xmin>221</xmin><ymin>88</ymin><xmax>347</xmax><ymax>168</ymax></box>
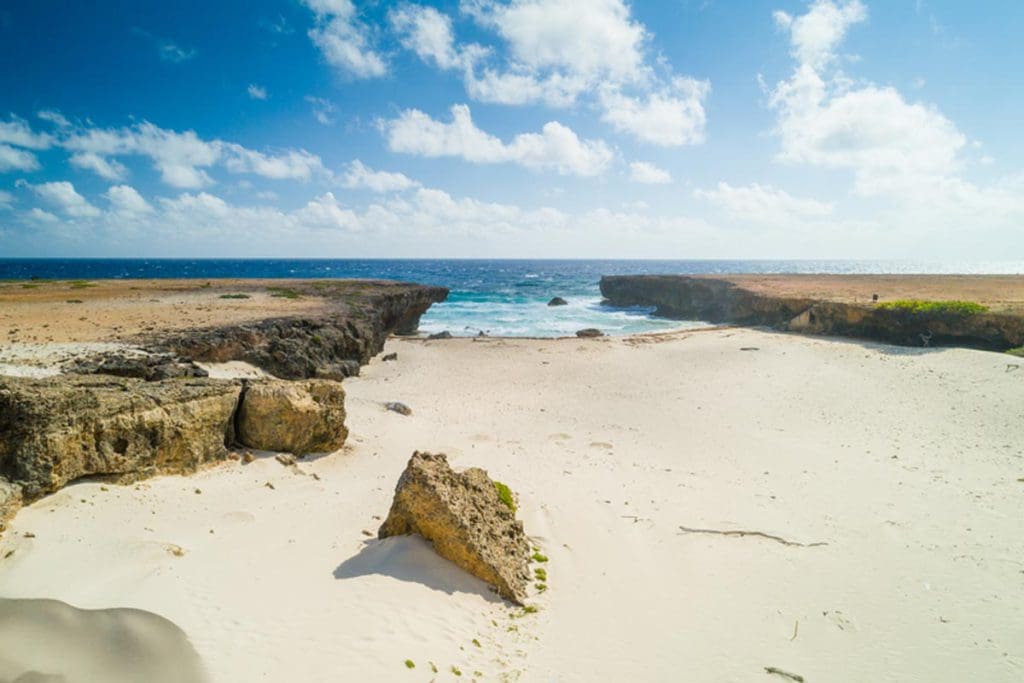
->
<box><xmin>0</xmin><ymin>190</ymin><xmax>14</xmax><ymax>209</ymax></box>
<box><xmin>769</xmin><ymin>0</ymin><xmax>965</xmax><ymax>195</ymax></box>
<box><xmin>600</xmin><ymin>77</ymin><xmax>709</xmax><ymax>146</ymax></box>
<box><xmin>19</xmin><ymin>180</ymin><xmax>101</xmax><ymax>218</ymax></box>
<box><xmin>247</xmin><ymin>84</ymin><xmax>269</xmax><ymax>100</ymax></box>
<box><xmin>468</xmin><ymin>0</ymin><xmax>648</xmax><ymax>84</ymax></box>
<box><xmin>381</xmin><ymin>104</ymin><xmax>613</xmax><ymax>176</ymax></box>
<box><xmin>158</xmin><ymin>41</ymin><xmax>196</xmax><ymax>63</ymax></box>
<box><xmin>306</xmin><ymin>96</ymin><xmax>337</xmax><ymax>125</ymax></box>
<box><xmin>0</xmin><ymin>116</ymin><xmax>55</xmax><ymax>149</ymax></box>
<box><xmin>61</xmin><ymin>121</ymin><xmax>326</xmax><ymax>187</ymax></box>
<box><xmin>222</xmin><ymin>145</ymin><xmax>326</xmax><ymax>181</ymax></box>
<box><xmin>69</xmin><ymin>152</ymin><xmax>128</xmax><ymax>180</ymax></box>
<box><xmin>773</xmin><ymin>0</ymin><xmax>867</xmax><ymax>71</ymax></box>
<box><xmin>628</xmin><ymin>161</ymin><xmax>671</xmax><ymax>184</ymax></box>
<box><xmin>695</xmin><ymin>182</ymin><xmax>833</xmax><ymax>224</ymax></box>
<box><xmin>36</xmin><ymin>110</ymin><xmax>71</xmax><ymax>128</ymax></box>
<box><xmin>24</xmin><ymin>207</ymin><xmax>59</xmax><ymax>223</ymax></box>
<box><xmin>302</xmin><ymin>0</ymin><xmax>387</xmax><ymax>78</ymax></box>
<box><xmin>0</xmin><ymin>144</ymin><xmax>41</xmax><ymax>172</ymax></box>
<box><xmin>104</xmin><ymin>184</ymin><xmax>154</xmax><ymax>216</ymax></box>
<box><xmin>343</xmin><ymin>160</ymin><xmax>420</xmax><ymax>192</ymax></box>
<box><xmin>390</xmin><ymin>4</ymin><xmax>478</xmax><ymax>70</ymax></box>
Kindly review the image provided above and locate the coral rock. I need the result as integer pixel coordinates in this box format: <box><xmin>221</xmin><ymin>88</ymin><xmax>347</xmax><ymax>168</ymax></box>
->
<box><xmin>236</xmin><ymin>380</ymin><xmax>347</xmax><ymax>455</ymax></box>
<box><xmin>379</xmin><ymin>452</ymin><xmax>530</xmax><ymax>603</ymax></box>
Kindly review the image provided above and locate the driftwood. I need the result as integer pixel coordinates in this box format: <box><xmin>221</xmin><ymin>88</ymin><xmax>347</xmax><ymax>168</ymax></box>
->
<box><xmin>677</xmin><ymin>525</ymin><xmax>828</xmax><ymax>548</ymax></box>
<box><xmin>765</xmin><ymin>666</ymin><xmax>805</xmax><ymax>682</ymax></box>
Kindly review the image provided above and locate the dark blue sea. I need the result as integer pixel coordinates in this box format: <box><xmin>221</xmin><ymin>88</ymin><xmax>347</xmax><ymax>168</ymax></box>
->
<box><xmin>1</xmin><ymin>259</ymin><xmax>1020</xmax><ymax>337</ymax></box>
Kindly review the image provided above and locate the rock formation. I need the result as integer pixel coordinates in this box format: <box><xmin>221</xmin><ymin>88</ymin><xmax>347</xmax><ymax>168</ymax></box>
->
<box><xmin>547</xmin><ymin>297</ymin><xmax>568</xmax><ymax>306</ymax></box>
<box><xmin>601</xmin><ymin>275</ymin><xmax>1024</xmax><ymax>350</ymax></box>
<box><xmin>236</xmin><ymin>380</ymin><xmax>348</xmax><ymax>455</ymax></box>
<box><xmin>378</xmin><ymin>452</ymin><xmax>530</xmax><ymax>604</ymax></box>
<box><xmin>576</xmin><ymin>328</ymin><xmax>604</xmax><ymax>338</ymax></box>
<box><xmin>0</xmin><ymin>375</ymin><xmax>240</xmax><ymax>502</ymax></box>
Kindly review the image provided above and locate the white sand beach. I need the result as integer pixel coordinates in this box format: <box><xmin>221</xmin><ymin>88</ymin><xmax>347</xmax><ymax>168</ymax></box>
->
<box><xmin>1</xmin><ymin>328</ymin><xmax>1022</xmax><ymax>682</ymax></box>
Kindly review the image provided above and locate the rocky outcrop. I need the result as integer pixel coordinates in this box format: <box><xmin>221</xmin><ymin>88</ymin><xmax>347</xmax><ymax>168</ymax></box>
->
<box><xmin>379</xmin><ymin>452</ymin><xmax>530</xmax><ymax>604</ymax></box>
<box><xmin>601</xmin><ymin>275</ymin><xmax>1024</xmax><ymax>350</ymax></box>
<box><xmin>154</xmin><ymin>281</ymin><xmax>448</xmax><ymax>380</ymax></box>
<box><xmin>576</xmin><ymin>328</ymin><xmax>604</xmax><ymax>338</ymax></box>
<box><xmin>548</xmin><ymin>297</ymin><xmax>568</xmax><ymax>306</ymax></box>
<box><xmin>0</xmin><ymin>478</ymin><xmax>22</xmax><ymax>531</ymax></box>
<box><xmin>236</xmin><ymin>380</ymin><xmax>347</xmax><ymax>455</ymax></box>
<box><xmin>0</xmin><ymin>375</ymin><xmax>240</xmax><ymax>502</ymax></box>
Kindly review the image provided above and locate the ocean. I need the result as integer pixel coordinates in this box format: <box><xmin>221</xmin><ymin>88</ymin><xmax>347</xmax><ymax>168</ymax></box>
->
<box><xmin>1</xmin><ymin>259</ymin><xmax>1021</xmax><ymax>338</ymax></box>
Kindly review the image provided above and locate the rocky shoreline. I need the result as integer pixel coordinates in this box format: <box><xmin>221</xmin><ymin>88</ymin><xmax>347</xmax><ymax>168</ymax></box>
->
<box><xmin>0</xmin><ymin>279</ymin><xmax>448</xmax><ymax>530</ymax></box>
<box><xmin>601</xmin><ymin>274</ymin><xmax>1024</xmax><ymax>350</ymax></box>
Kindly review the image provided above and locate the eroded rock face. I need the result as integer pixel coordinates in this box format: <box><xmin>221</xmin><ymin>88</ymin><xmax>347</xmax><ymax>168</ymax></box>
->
<box><xmin>236</xmin><ymin>380</ymin><xmax>347</xmax><ymax>455</ymax></box>
<box><xmin>0</xmin><ymin>478</ymin><xmax>22</xmax><ymax>531</ymax></box>
<box><xmin>0</xmin><ymin>375</ymin><xmax>241</xmax><ymax>501</ymax></box>
<box><xmin>379</xmin><ymin>452</ymin><xmax>530</xmax><ymax>604</ymax></box>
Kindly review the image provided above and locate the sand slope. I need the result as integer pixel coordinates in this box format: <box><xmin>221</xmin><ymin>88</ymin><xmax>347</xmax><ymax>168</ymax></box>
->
<box><xmin>1</xmin><ymin>329</ymin><xmax>1022</xmax><ymax>681</ymax></box>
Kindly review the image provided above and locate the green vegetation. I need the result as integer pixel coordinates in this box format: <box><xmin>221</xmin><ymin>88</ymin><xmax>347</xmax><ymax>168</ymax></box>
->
<box><xmin>877</xmin><ymin>299</ymin><xmax>988</xmax><ymax>316</ymax></box>
<box><xmin>219</xmin><ymin>293</ymin><xmax>251</xmax><ymax>299</ymax></box>
<box><xmin>404</xmin><ymin>660</ymin><xmax>415</xmax><ymax>669</ymax></box>
<box><xmin>531</xmin><ymin>552</ymin><xmax>548</xmax><ymax>563</ymax></box>
<box><xmin>68</xmin><ymin>280</ymin><xmax>95</xmax><ymax>289</ymax></box>
<box><xmin>471</xmin><ymin>638</ymin><xmax>481</xmax><ymax>648</ymax></box>
<box><xmin>1007</xmin><ymin>346</ymin><xmax>1024</xmax><ymax>358</ymax></box>
<box><xmin>493</xmin><ymin>481</ymin><xmax>515</xmax><ymax>513</ymax></box>
<box><xmin>533</xmin><ymin>567</ymin><xmax>547</xmax><ymax>582</ymax></box>
<box><xmin>451</xmin><ymin>665</ymin><xmax>463</xmax><ymax>676</ymax></box>
<box><xmin>268</xmin><ymin>287</ymin><xmax>302</xmax><ymax>299</ymax></box>
<box><xmin>535</xmin><ymin>582</ymin><xmax>548</xmax><ymax>593</ymax></box>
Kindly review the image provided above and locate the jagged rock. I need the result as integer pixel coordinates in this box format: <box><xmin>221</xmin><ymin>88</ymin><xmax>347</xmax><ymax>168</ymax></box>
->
<box><xmin>236</xmin><ymin>380</ymin><xmax>347</xmax><ymax>455</ymax></box>
<box><xmin>576</xmin><ymin>328</ymin><xmax>604</xmax><ymax>338</ymax></box>
<box><xmin>547</xmin><ymin>297</ymin><xmax>568</xmax><ymax>306</ymax></box>
<box><xmin>385</xmin><ymin>401</ymin><xmax>412</xmax><ymax>416</ymax></box>
<box><xmin>428</xmin><ymin>331</ymin><xmax>453</xmax><ymax>340</ymax></box>
<box><xmin>65</xmin><ymin>351</ymin><xmax>208</xmax><ymax>381</ymax></box>
<box><xmin>0</xmin><ymin>375</ymin><xmax>241</xmax><ymax>502</ymax></box>
<box><xmin>0</xmin><ymin>478</ymin><xmax>22</xmax><ymax>531</ymax></box>
<box><xmin>156</xmin><ymin>281</ymin><xmax>449</xmax><ymax>379</ymax></box>
<box><xmin>382</xmin><ymin>352</ymin><xmax>398</xmax><ymax>362</ymax></box>
<box><xmin>379</xmin><ymin>452</ymin><xmax>530</xmax><ymax>603</ymax></box>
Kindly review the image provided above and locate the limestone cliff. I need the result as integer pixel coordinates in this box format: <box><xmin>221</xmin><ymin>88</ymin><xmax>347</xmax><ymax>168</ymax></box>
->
<box><xmin>600</xmin><ymin>275</ymin><xmax>1024</xmax><ymax>350</ymax></box>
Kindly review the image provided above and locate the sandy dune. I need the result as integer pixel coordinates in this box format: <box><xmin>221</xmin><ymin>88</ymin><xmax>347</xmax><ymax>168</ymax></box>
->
<box><xmin>1</xmin><ymin>329</ymin><xmax>1022</xmax><ymax>681</ymax></box>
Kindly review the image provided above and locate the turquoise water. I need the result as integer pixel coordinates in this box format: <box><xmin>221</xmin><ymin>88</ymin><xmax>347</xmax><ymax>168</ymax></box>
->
<box><xmin>2</xmin><ymin>259</ymin><xmax>1021</xmax><ymax>338</ymax></box>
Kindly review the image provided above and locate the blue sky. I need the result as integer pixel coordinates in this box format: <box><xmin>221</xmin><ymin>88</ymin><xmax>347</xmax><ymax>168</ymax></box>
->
<box><xmin>1</xmin><ymin>0</ymin><xmax>1022</xmax><ymax>258</ymax></box>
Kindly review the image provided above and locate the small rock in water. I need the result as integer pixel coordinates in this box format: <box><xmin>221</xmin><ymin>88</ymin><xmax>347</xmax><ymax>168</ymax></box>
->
<box><xmin>576</xmin><ymin>328</ymin><xmax>604</xmax><ymax>338</ymax></box>
<box><xmin>382</xmin><ymin>352</ymin><xmax>398</xmax><ymax>362</ymax></box>
<box><xmin>547</xmin><ymin>297</ymin><xmax>568</xmax><ymax>306</ymax></box>
<box><xmin>428</xmin><ymin>331</ymin><xmax>453</xmax><ymax>340</ymax></box>
<box><xmin>385</xmin><ymin>401</ymin><xmax>413</xmax><ymax>416</ymax></box>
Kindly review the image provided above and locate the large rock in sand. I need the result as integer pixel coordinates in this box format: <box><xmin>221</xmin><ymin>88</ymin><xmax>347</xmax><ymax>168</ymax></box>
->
<box><xmin>0</xmin><ymin>478</ymin><xmax>22</xmax><ymax>531</ymax></box>
<box><xmin>0</xmin><ymin>375</ymin><xmax>241</xmax><ymax>501</ymax></box>
<box><xmin>236</xmin><ymin>380</ymin><xmax>348</xmax><ymax>454</ymax></box>
<box><xmin>378</xmin><ymin>452</ymin><xmax>530</xmax><ymax>603</ymax></box>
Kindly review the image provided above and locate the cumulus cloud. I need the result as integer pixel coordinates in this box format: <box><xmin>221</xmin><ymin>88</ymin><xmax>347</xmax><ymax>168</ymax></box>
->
<box><xmin>628</xmin><ymin>162</ymin><xmax>671</xmax><ymax>184</ymax></box>
<box><xmin>769</xmin><ymin>0</ymin><xmax>966</xmax><ymax>195</ymax></box>
<box><xmin>600</xmin><ymin>77</ymin><xmax>710</xmax><ymax>146</ymax></box>
<box><xmin>390</xmin><ymin>4</ymin><xmax>483</xmax><ymax>70</ymax></box>
<box><xmin>695</xmin><ymin>182</ymin><xmax>833</xmax><ymax>224</ymax></box>
<box><xmin>104</xmin><ymin>184</ymin><xmax>154</xmax><ymax>216</ymax></box>
<box><xmin>342</xmin><ymin>160</ymin><xmax>420</xmax><ymax>192</ymax></box>
<box><xmin>58</xmin><ymin>120</ymin><xmax>326</xmax><ymax>188</ymax></box>
<box><xmin>0</xmin><ymin>144</ymin><xmax>41</xmax><ymax>172</ymax></box>
<box><xmin>0</xmin><ymin>116</ymin><xmax>55</xmax><ymax>149</ymax></box>
<box><xmin>18</xmin><ymin>180</ymin><xmax>101</xmax><ymax>218</ymax></box>
<box><xmin>380</xmin><ymin>104</ymin><xmax>613</xmax><ymax>176</ymax></box>
<box><xmin>247</xmin><ymin>84</ymin><xmax>269</xmax><ymax>100</ymax></box>
<box><xmin>302</xmin><ymin>0</ymin><xmax>387</xmax><ymax>78</ymax></box>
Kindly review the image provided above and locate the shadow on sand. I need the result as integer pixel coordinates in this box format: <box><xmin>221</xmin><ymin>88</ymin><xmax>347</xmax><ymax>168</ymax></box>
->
<box><xmin>334</xmin><ymin>536</ymin><xmax>504</xmax><ymax>604</ymax></box>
